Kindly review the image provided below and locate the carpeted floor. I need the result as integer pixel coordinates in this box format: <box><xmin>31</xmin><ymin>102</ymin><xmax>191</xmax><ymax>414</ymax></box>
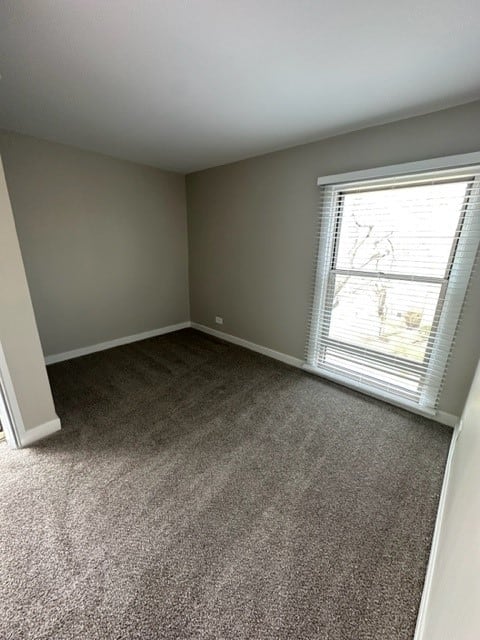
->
<box><xmin>0</xmin><ymin>329</ymin><xmax>451</xmax><ymax>639</ymax></box>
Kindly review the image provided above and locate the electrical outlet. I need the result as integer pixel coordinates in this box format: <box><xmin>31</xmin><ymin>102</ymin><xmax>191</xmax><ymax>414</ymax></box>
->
<box><xmin>215</xmin><ymin>316</ymin><xmax>223</xmax><ymax>325</ymax></box>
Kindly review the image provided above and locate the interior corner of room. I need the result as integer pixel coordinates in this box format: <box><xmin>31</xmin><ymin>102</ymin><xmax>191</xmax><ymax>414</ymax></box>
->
<box><xmin>3</xmin><ymin>110</ymin><xmax>480</xmax><ymax>436</ymax></box>
<box><xmin>1</xmin><ymin>105</ymin><xmax>480</xmax><ymax>636</ymax></box>
<box><xmin>1</xmin><ymin>2</ymin><xmax>480</xmax><ymax>636</ymax></box>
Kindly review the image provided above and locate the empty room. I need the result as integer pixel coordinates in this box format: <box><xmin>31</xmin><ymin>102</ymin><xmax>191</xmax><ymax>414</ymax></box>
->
<box><xmin>1</xmin><ymin>2</ymin><xmax>479</xmax><ymax>639</ymax></box>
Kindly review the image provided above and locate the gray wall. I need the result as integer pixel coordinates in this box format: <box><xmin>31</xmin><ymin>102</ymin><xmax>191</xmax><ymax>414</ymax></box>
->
<box><xmin>186</xmin><ymin>101</ymin><xmax>480</xmax><ymax>417</ymax></box>
<box><xmin>0</xmin><ymin>158</ymin><xmax>58</xmax><ymax>433</ymax></box>
<box><xmin>0</xmin><ymin>131</ymin><xmax>190</xmax><ymax>357</ymax></box>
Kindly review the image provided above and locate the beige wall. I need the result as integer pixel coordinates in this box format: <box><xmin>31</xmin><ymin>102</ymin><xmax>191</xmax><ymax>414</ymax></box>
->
<box><xmin>186</xmin><ymin>101</ymin><xmax>480</xmax><ymax>417</ymax></box>
<box><xmin>0</xmin><ymin>131</ymin><xmax>190</xmax><ymax>357</ymax></box>
<box><xmin>0</xmin><ymin>158</ymin><xmax>58</xmax><ymax>434</ymax></box>
<box><xmin>416</xmin><ymin>359</ymin><xmax>480</xmax><ymax>639</ymax></box>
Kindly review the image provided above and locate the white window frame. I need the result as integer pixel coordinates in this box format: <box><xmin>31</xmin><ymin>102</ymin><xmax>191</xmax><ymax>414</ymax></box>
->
<box><xmin>304</xmin><ymin>151</ymin><xmax>480</xmax><ymax>424</ymax></box>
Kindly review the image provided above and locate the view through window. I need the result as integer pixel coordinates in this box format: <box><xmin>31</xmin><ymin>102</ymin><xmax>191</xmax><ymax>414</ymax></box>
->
<box><xmin>308</xmin><ymin>167</ymin><xmax>480</xmax><ymax>410</ymax></box>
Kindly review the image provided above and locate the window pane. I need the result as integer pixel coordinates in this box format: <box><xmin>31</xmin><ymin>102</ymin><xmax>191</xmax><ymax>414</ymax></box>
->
<box><xmin>335</xmin><ymin>181</ymin><xmax>468</xmax><ymax>278</ymax></box>
<box><xmin>327</xmin><ymin>275</ymin><xmax>442</xmax><ymax>363</ymax></box>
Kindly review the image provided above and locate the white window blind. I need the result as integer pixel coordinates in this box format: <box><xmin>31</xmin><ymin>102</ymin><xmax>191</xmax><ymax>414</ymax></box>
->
<box><xmin>305</xmin><ymin>163</ymin><xmax>480</xmax><ymax>415</ymax></box>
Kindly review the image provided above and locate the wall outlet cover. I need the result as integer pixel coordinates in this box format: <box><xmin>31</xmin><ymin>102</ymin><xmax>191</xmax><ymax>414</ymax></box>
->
<box><xmin>215</xmin><ymin>316</ymin><xmax>223</xmax><ymax>325</ymax></box>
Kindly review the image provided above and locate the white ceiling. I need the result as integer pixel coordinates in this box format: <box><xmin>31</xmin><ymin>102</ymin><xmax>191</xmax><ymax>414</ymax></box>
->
<box><xmin>1</xmin><ymin>1</ymin><xmax>480</xmax><ymax>173</ymax></box>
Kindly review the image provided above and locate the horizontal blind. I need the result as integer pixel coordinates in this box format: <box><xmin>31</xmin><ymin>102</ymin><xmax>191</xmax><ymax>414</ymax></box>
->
<box><xmin>305</xmin><ymin>165</ymin><xmax>480</xmax><ymax>413</ymax></box>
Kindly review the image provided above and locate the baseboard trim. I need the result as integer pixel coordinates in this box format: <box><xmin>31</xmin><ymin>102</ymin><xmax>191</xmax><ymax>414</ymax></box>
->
<box><xmin>413</xmin><ymin>420</ymin><xmax>460</xmax><ymax>639</ymax></box>
<box><xmin>303</xmin><ymin>364</ymin><xmax>458</xmax><ymax>428</ymax></box>
<box><xmin>44</xmin><ymin>320</ymin><xmax>459</xmax><ymax>428</ymax></box>
<box><xmin>191</xmin><ymin>323</ymin><xmax>458</xmax><ymax>428</ymax></box>
<box><xmin>191</xmin><ymin>323</ymin><xmax>303</xmax><ymax>368</ymax></box>
<box><xmin>19</xmin><ymin>417</ymin><xmax>61</xmax><ymax>447</ymax></box>
<box><xmin>435</xmin><ymin>411</ymin><xmax>458</xmax><ymax>428</ymax></box>
<box><xmin>45</xmin><ymin>321</ymin><xmax>191</xmax><ymax>365</ymax></box>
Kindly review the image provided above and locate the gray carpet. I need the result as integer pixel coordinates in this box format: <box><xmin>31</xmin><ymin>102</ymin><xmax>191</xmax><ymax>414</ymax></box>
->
<box><xmin>0</xmin><ymin>329</ymin><xmax>451</xmax><ymax>639</ymax></box>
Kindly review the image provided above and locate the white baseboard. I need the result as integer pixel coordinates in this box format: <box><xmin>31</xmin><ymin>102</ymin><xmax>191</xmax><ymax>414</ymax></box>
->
<box><xmin>303</xmin><ymin>364</ymin><xmax>458</xmax><ymax>428</ymax></box>
<box><xmin>44</xmin><ymin>320</ymin><xmax>459</xmax><ymax>429</ymax></box>
<box><xmin>435</xmin><ymin>411</ymin><xmax>458</xmax><ymax>428</ymax></box>
<box><xmin>45</xmin><ymin>321</ymin><xmax>191</xmax><ymax>365</ymax></box>
<box><xmin>19</xmin><ymin>417</ymin><xmax>61</xmax><ymax>447</ymax></box>
<box><xmin>192</xmin><ymin>323</ymin><xmax>458</xmax><ymax>428</ymax></box>
<box><xmin>190</xmin><ymin>323</ymin><xmax>303</xmax><ymax>368</ymax></box>
<box><xmin>413</xmin><ymin>420</ymin><xmax>460</xmax><ymax>639</ymax></box>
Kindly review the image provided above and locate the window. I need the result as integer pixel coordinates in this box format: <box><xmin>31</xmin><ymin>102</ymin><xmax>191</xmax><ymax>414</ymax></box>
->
<box><xmin>306</xmin><ymin>161</ymin><xmax>480</xmax><ymax>415</ymax></box>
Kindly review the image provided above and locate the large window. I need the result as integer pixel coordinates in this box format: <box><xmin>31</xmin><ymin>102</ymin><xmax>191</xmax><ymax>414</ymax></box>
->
<box><xmin>306</xmin><ymin>162</ymin><xmax>480</xmax><ymax>415</ymax></box>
